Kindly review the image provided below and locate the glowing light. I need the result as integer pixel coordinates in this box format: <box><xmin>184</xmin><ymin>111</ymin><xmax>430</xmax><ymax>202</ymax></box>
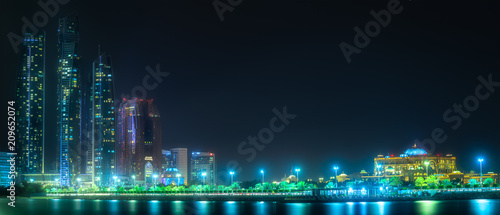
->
<box><xmin>404</xmin><ymin>147</ymin><xmax>428</xmax><ymax>156</ymax></box>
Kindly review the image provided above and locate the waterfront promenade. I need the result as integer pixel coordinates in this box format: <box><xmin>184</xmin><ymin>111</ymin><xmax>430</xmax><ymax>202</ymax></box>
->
<box><xmin>41</xmin><ymin>188</ymin><xmax>500</xmax><ymax>203</ymax></box>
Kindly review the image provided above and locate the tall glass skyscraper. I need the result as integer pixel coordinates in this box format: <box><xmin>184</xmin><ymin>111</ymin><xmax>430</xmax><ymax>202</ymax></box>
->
<box><xmin>15</xmin><ymin>33</ymin><xmax>45</xmax><ymax>178</ymax></box>
<box><xmin>117</xmin><ymin>98</ymin><xmax>162</xmax><ymax>183</ymax></box>
<box><xmin>56</xmin><ymin>15</ymin><xmax>81</xmax><ymax>186</ymax></box>
<box><xmin>91</xmin><ymin>51</ymin><xmax>116</xmax><ymax>186</ymax></box>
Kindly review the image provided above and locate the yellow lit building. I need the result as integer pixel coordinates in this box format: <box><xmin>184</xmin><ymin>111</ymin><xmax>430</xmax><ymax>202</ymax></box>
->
<box><xmin>374</xmin><ymin>144</ymin><xmax>457</xmax><ymax>182</ymax></box>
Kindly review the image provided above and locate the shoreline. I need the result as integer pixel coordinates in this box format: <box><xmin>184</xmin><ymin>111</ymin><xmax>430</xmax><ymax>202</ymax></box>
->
<box><xmin>25</xmin><ymin>191</ymin><xmax>500</xmax><ymax>203</ymax></box>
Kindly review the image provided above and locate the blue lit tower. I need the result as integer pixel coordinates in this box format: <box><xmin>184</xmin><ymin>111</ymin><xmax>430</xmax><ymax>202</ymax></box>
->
<box><xmin>56</xmin><ymin>15</ymin><xmax>81</xmax><ymax>186</ymax></box>
<box><xmin>91</xmin><ymin>49</ymin><xmax>116</xmax><ymax>186</ymax></box>
<box><xmin>15</xmin><ymin>33</ymin><xmax>46</xmax><ymax>178</ymax></box>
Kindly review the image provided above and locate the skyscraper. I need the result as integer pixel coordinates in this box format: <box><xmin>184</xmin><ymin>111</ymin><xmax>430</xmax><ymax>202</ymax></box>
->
<box><xmin>116</xmin><ymin>98</ymin><xmax>162</xmax><ymax>183</ymax></box>
<box><xmin>56</xmin><ymin>15</ymin><xmax>81</xmax><ymax>186</ymax></box>
<box><xmin>190</xmin><ymin>152</ymin><xmax>216</xmax><ymax>185</ymax></box>
<box><xmin>171</xmin><ymin>148</ymin><xmax>188</xmax><ymax>184</ymax></box>
<box><xmin>91</xmin><ymin>50</ymin><xmax>116</xmax><ymax>186</ymax></box>
<box><xmin>1</xmin><ymin>152</ymin><xmax>14</xmax><ymax>187</ymax></box>
<box><xmin>15</xmin><ymin>33</ymin><xmax>45</xmax><ymax>178</ymax></box>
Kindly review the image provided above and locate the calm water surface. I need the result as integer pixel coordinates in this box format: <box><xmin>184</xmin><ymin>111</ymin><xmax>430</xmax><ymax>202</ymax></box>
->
<box><xmin>0</xmin><ymin>198</ymin><xmax>498</xmax><ymax>215</ymax></box>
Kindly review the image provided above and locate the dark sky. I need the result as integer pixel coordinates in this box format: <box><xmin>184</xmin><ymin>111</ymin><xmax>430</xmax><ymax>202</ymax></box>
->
<box><xmin>1</xmin><ymin>0</ymin><xmax>499</xmax><ymax>183</ymax></box>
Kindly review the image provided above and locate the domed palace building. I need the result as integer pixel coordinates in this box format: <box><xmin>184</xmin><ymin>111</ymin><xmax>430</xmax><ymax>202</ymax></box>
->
<box><xmin>374</xmin><ymin>144</ymin><xmax>457</xmax><ymax>183</ymax></box>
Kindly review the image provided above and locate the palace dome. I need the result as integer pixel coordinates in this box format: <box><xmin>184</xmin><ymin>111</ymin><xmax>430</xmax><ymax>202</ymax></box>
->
<box><xmin>404</xmin><ymin>144</ymin><xmax>427</xmax><ymax>156</ymax></box>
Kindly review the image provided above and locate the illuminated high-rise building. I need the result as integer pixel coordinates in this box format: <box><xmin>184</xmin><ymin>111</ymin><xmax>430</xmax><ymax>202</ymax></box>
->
<box><xmin>116</xmin><ymin>98</ymin><xmax>162</xmax><ymax>183</ymax></box>
<box><xmin>15</xmin><ymin>33</ymin><xmax>46</xmax><ymax>178</ymax></box>
<box><xmin>171</xmin><ymin>148</ymin><xmax>188</xmax><ymax>184</ymax></box>
<box><xmin>56</xmin><ymin>15</ymin><xmax>81</xmax><ymax>186</ymax></box>
<box><xmin>91</xmin><ymin>51</ymin><xmax>116</xmax><ymax>186</ymax></box>
<box><xmin>190</xmin><ymin>152</ymin><xmax>216</xmax><ymax>185</ymax></box>
<box><xmin>0</xmin><ymin>152</ymin><xmax>13</xmax><ymax>187</ymax></box>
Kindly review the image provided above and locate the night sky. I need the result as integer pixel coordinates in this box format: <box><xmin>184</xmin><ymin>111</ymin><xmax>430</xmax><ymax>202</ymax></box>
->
<box><xmin>1</xmin><ymin>0</ymin><xmax>499</xmax><ymax>183</ymax></box>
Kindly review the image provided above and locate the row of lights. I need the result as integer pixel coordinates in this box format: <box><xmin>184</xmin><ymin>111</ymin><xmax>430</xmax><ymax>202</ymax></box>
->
<box><xmin>45</xmin><ymin>159</ymin><xmax>485</xmax><ymax>187</ymax></box>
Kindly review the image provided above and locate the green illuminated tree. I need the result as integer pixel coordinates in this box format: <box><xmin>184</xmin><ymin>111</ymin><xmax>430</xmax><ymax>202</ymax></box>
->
<box><xmin>297</xmin><ymin>181</ymin><xmax>306</xmax><ymax>190</ymax></box>
<box><xmin>468</xmin><ymin>179</ymin><xmax>478</xmax><ymax>185</ymax></box>
<box><xmin>425</xmin><ymin>175</ymin><xmax>438</xmax><ymax>187</ymax></box>
<box><xmin>484</xmin><ymin>178</ymin><xmax>494</xmax><ymax>186</ymax></box>
<box><xmin>441</xmin><ymin>179</ymin><xmax>452</xmax><ymax>186</ymax></box>
<box><xmin>379</xmin><ymin>179</ymin><xmax>389</xmax><ymax>186</ymax></box>
<box><xmin>415</xmin><ymin>177</ymin><xmax>425</xmax><ymax>189</ymax></box>
<box><xmin>389</xmin><ymin>176</ymin><xmax>403</xmax><ymax>187</ymax></box>
<box><xmin>325</xmin><ymin>182</ymin><xmax>334</xmax><ymax>189</ymax></box>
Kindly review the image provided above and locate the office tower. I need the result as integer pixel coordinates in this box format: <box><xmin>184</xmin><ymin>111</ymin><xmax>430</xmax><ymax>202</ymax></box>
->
<box><xmin>91</xmin><ymin>51</ymin><xmax>116</xmax><ymax>186</ymax></box>
<box><xmin>171</xmin><ymin>148</ymin><xmax>188</xmax><ymax>184</ymax></box>
<box><xmin>190</xmin><ymin>152</ymin><xmax>216</xmax><ymax>185</ymax></box>
<box><xmin>56</xmin><ymin>15</ymin><xmax>81</xmax><ymax>186</ymax></box>
<box><xmin>0</xmin><ymin>152</ymin><xmax>13</xmax><ymax>187</ymax></box>
<box><xmin>116</xmin><ymin>98</ymin><xmax>162</xmax><ymax>183</ymax></box>
<box><xmin>15</xmin><ymin>33</ymin><xmax>46</xmax><ymax>179</ymax></box>
<box><xmin>81</xmin><ymin>69</ymin><xmax>93</xmax><ymax>175</ymax></box>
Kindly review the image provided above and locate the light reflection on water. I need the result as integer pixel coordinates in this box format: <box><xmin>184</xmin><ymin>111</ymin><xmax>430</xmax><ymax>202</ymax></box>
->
<box><xmin>2</xmin><ymin>198</ymin><xmax>499</xmax><ymax>215</ymax></box>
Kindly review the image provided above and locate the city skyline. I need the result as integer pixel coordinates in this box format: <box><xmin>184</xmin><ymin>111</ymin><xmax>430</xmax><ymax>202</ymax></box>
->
<box><xmin>1</xmin><ymin>1</ymin><xmax>499</xmax><ymax>183</ymax></box>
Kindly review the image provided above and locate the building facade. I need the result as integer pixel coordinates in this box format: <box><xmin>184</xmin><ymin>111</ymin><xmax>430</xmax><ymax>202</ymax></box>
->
<box><xmin>190</xmin><ymin>152</ymin><xmax>216</xmax><ymax>185</ymax></box>
<box><xmin>56</xmin><ymin>15</ymin><xmax>81</xmax><ymax>186</ymax></box>
<box><xmin>15</xmin><ymin>33</ymin><xmax>46</xmax><ymax>179</ymax></box>
<box><xmin>91</xmin><ymin>51</ymin><xmax>116</xmax><ymax>186</ymax></box>
<box><xmin>374</xmin><ymin>144</ymin><xmax>457</xmax><ymax>182</ymax></box>
<box><xmin>116</xmin><ymin>98</ymin><xmax>162</xmax><ymax>183</ymax></box>
<box><xmin>171</xmin><ymin>148</ymin><xmax>188</xmax><ymax>184</ymax></box>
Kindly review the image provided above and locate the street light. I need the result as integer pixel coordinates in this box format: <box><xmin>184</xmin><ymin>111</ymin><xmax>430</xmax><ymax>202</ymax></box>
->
<box><xmin>30</xmin><ymin>178</ymin><xmax>34</xmax><ymax>183</ymax></box>
<box><xmin>333</xmin><ymin>166</ymin><xmax>339</xmax><ymax>188</ymax></box>
<box><xmin>377</xmin><ymin>164</ymin><xmax>382</xmax><ymax>183</ymax></box>
<box><xmin>424</xmin><ymin>161</ymin><xmax>430</xmax><ymax>178</ymax></box>
<box><xmin>176</xmin><ymin>174</ymin><xmax>181</xmax><ymax>186</ymax></box>
<box><xmin>295</xmin><ymin>169</ymin><xmax>301</xmax><ymax>182</ymax></box>
<box><xmin>230</xmin><ymin>171</ymin><xmax>234</xmax><ymax>185</ymax></box>
<box><xmin>260</xmin><ymin>170</ymin><xmax>264</xmax><ymax>191</ymax></box>
<box><xmin>113</xmin><ymin>176</ymin><xmax>117</xmax><ymax>186</ymax></box>
<box><xmin>478</xmin><ymin>159</ymin><xmax>484</xmax><ymax>188</ymax></box>
<box><xmin>202</xmin><ymin>172</ymin><xmax>207</xmax><ymax>186</ymax></box>
<box><xmin>77</xmin><ymin>178</ymin><xmax>81</xmax><ymax>187</ymax></box>
<box><xmin>153</xmin><ymin>174</ymin><xmax>158</xmax><ymax>186</ymax></box>
<box><xmin>132</xmin><ymin>175</ymin><xmax>136</xmax><ymax>186</ymax></box>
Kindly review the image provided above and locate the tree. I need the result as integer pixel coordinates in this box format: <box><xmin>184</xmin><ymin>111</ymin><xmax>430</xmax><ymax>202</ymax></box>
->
<box><xmin>325</xmin><ymin>182</ymin><xmax>334</xmax><ymax>189</ymax></box>
<box><xmin>441</xmin><ymin>179</ymin><xmax>452</xmax><ymax>186</ymax></box>
<box><xmin>379</xmin><ymin>179</ymin><xmax>389</xmax><ymax>186</ymax></box>
<box><xmin>297</xmin><ymin>181</ymin><xmax>306</xmax><ymax>190</ymax></box>
<box><xmin>415</xmin><ymin>177</ymin><xmax>425</xmax><ymax>189</ymax></box>
<box><xmin>468</xmin><ymin>179</ymin><xmax>478</xmax><ymax>185</ymax></box>
<box><xmin>230</xmin><ymin>182</ymin><xmax>240</xmax><ymax>190</ymax></box>
<box><xmin>425</xmin><ymin>175</ymin><xmax>438</xmax><ymax>187</ymax></box>
<box><xmin>389</xmin><ymin>176</ymin><xmax>403</xmax><ymax>187</ymax></box>
<box><xmin>484</xmin><ymin>178</ymin><xmax>494</xmax><ymax>186</ymax></box>
<box><xmin>78</xmin><ymin>187</ymin><xmax>85</xmax><ymax>193</ymax></box>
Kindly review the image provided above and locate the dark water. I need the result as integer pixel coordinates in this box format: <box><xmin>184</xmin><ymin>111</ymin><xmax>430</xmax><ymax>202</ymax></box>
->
<box><xmin>0</xmin><ymin>199</ymin><xmax>498</xmax><ymax>215</ymax></box>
